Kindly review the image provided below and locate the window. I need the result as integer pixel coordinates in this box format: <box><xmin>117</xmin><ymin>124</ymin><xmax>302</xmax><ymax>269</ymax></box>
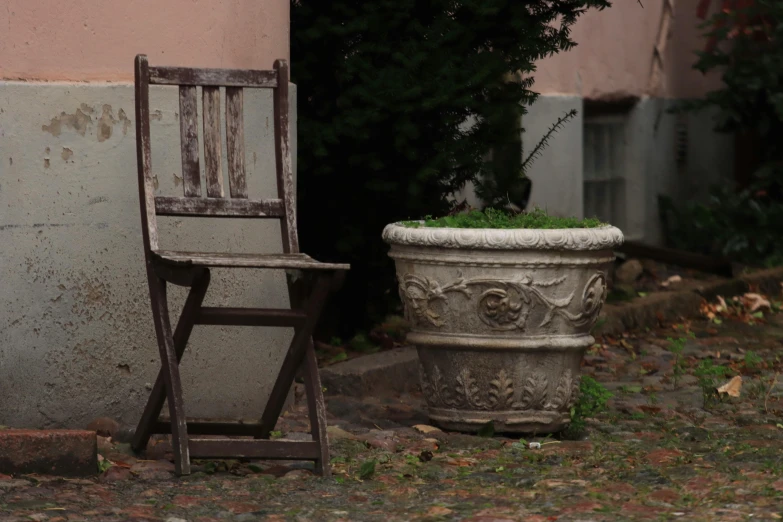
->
<box><xmin>583</xmin><ymin>116</ymin><xmax>626</xmax><ymax>228</ymax></box>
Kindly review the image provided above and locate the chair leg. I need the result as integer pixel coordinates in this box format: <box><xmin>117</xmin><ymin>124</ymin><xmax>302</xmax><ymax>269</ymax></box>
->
<box><xmin>146</xmin><ymin>275</ymin><xmax>192</xmax><ymax>476</ymax></box>
<box><xmin>258</xmin><ymin>274</ymin><xmax>333</xmax><ymax>442</ymax></box>
<box><xmin>302</xmin><ymin>339</ymin><xmax>331</xmax><ymax>477</ymax></box>
<box><xmin>133</xmin><ymin>269</ymin><xmax>211</xmax><ymax>454</ymax></box>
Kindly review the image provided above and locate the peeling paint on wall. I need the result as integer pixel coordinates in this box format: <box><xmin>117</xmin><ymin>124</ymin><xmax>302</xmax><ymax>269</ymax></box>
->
<box><xmin>41</xmin><ymin>103</ymin><xmax>132</xmax><ymax>142</ymax></box>
<box><xmin>61</xmin><ymin>147</ymin><xmax>73</xmax><ymax>161</ymax></box>
<box><xmin>118</xmin><ymin>108</ymin><xmax>131</xmax><ymax>135</ymax></box>
<box><xmin>42</xmin><ymin>108</ymin><xmax>92</xmax><ymax>137</ymax></box>
<box><xmin>97</xmin><ymin>104</ymin><xmax>117</xmax><ymax>143</ymax></box>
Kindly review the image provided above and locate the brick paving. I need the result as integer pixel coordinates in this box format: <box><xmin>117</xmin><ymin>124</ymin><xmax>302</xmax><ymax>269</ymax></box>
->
<box><xmin>3</xmin><ymin>298</ymin><xmax>783</xmax><ymax>521</ymax></box>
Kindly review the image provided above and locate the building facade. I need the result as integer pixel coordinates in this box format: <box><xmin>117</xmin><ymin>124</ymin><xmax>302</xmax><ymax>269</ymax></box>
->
<box><xmin>521</xmin><ymin>0</ymin><xmax>731</xmax><ymax>244</ymax></box>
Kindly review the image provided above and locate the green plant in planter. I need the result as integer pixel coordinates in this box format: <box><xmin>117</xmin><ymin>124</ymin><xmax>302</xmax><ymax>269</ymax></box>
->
<box><xmin>404</xmin><ymin>207</ymin><xmax>606</xmax><ymax>229</ymax></box>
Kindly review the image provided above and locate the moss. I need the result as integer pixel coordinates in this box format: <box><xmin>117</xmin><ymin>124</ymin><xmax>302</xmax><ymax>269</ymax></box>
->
<box><xmin>402</xmin><ymin>208</ymin><xmax>606</xmax><ymax>230</ymax></box>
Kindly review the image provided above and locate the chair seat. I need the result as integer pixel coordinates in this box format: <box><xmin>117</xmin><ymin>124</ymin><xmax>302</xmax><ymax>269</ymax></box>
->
<box><xmin>152</xmin><ymin>250</ymin><xmax>349</xmax><ymax>271</ymax></box>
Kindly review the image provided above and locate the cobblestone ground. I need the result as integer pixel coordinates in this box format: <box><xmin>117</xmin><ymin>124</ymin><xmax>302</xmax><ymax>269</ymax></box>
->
<box><xmin>3</xmin><ymin>300</ymin><xmax>783</xmax><ymax>521</ymax></box>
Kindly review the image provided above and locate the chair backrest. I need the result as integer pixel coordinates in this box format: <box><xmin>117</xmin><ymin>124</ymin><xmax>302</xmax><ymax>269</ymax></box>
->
<box><xmin>134</xmin><ymin>54</ymin><xmax>298</xmax><ymax>255</ymax></box>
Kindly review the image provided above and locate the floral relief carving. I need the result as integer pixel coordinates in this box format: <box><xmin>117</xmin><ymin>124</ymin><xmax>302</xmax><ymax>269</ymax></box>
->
<box><xmin>420</xmin><ymin>364</ymin><xmax>581</xmax><ymax>413</ymax></box>
<box><xmin>488</xmin><ymin>370</ymin><xmax>515</xmax><ymax>409</ymax></box>
<box><xmin>544</xmin><ymin>369</ymin><xmax>580</xmax><ymax>411</ymax></box>
<box><xmin>513</xmin><ymin>373</ymin><xmax>548</xmax><ymax>410</ymax></box>
<box><xmin>399</xmin><ymin>272</ymin><xmax>607</xmax><ymax>330</ymax></box>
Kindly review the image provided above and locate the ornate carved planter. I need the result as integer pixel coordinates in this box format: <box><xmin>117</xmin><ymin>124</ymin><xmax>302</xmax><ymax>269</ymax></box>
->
<box><xmin>383</xmin><ymin>223</ymin><xmax>624</xmax><ymax>433</ymax></box>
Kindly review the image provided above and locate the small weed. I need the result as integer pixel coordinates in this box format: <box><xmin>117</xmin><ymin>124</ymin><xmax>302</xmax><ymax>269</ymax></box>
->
<box><xmin>648</xmin><ymin>392</ymin><xmax>659</xmax><ymax>405</ymax></box>
<box><xmin>328</xmin><ymin>352</ymin><xmax>348</xmax><ymax>364</ymax></box>
<box><xmin>329</xmin><ymin>336</ymin><xmax>343</xmax><ymax>346</ymax></box>
<box><xmin>269</xmin><ymin>430</ymin><xmax>284</xmax><ymax>439</ymax></box>
<box><xmin>477</xmin><ymin>421</ymin><xmax>495</xmax><ymax>438</ymax></box>
<box><xmin>563</xmin><ymin>375</ymin><xmax>613</xmax><ymax>439</ymax></box>
<box><xmin>349</xmin><ymin>333</ymin><xmax>379</xmax><ymax>354</ymax></box>
<box><xmin>694</xmin><ymin>359</ymin><xmax>730</xmax><ymax>407</ymax></box>
<box><xmin>667</xmin><ymin>334</ymin><xmax>693</xmax><ymax>388</ymax></box>
<box><xmin>359</xmin><ymin>459</ymin><xmax>377</xmax><ymax>480</ymax></box>
<box><xmin>97</xmin><ymin>456</ymin><xmax>112</xmax><ymax>473</ymax></box>
<box><xmin>744</xmin><ymin>350</ymin><xmax>763</xmax><ymax>371</ymax></box>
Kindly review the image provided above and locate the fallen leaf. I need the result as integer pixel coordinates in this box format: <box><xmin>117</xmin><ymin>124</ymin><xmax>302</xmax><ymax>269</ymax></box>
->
<box><xmin>743</xmin><ymin>293</ymin><xmax>771</xmax><ymax>312</ymax></box>
<box><xmin>717</xmin><ymin>376</ymin><xmax>742</xmax><ymax>398</ymax></box>
<box><xmin>444</xmin><ymin>457</ymin><xmax>477</xmax><ymax>467</ymax></box>
<box><xmin>413</xmin><ymin>424</ymin><xmax>442</xmax><ymax>434</ymax></box>
<box><xmin>716</xmin><ymin>295</ymin><xmax>728</xmax><ymax>311</ymax></box>
<box><xmin>425</xmin><ymin>506</ymin><xmax>454</xmax><ymax>517</ymax></box>
<box><xmin>661</xmin><ymin>275</ymin><xmax>683</xmax><ymax>288</ymax></box>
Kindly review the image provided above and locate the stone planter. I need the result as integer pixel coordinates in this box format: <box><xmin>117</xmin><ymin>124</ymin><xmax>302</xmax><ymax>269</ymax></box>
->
<box><xmin>382</xmin><ymin>223</ymin><xmax>624</xmax><ymax>433</ymax></box>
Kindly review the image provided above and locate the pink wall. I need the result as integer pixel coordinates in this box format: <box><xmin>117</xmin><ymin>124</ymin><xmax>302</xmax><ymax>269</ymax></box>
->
<box><xmin>0</xmin><ymin>0</ymin><xmax>289</xmax><ymax>82</ymax></box>
<box><xmin>533</xmin><ymin>0</ymin><xmax>722</xmax><ymax>99</ymax></box>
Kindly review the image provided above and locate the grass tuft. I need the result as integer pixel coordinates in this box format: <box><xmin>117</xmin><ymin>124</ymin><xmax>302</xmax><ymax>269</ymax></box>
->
<box><xmin>403</xmin><ymin>207</ymin><xmax>606</xmax><ymax>230</ymax></box>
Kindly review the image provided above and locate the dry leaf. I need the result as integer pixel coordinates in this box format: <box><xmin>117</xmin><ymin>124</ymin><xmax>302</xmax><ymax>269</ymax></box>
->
<box><xmin>426</xmin><ymin>507</ymin><xmax>454</xmax><ymax>517</ymax></box>
<box><xmin>743</xmin><ymin>293</ymin><xmax>771</xmax><ymax>312</ymax></box>
<box><xmin>661</xmin><ymin>275</ymin><xmax>683</xmax><ymax>288</ymax></box>
<box><xmin>716</xmin><ymin>295</ymin><xmax>728</xmax><ymax>312</ymax></box>
<box><xmin>413</xmin><ymin>424</ymin><xmax>442</xmax><ymax>434</ymax></box>
<box><xmin>717</xmin><ymin>376</ymin><xmax>743</xmax><ymax>398</ymax></box>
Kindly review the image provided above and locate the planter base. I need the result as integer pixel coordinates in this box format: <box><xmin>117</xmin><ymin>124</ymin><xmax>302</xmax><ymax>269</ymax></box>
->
<box><xmin>428</xmin><ymin>408</ymin><xmax>570</xmax><ymax>434</ymax></box>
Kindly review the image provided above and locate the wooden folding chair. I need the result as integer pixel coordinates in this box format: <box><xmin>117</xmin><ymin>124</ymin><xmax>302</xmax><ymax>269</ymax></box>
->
<box><xmin>130</xmin><ymin>54</ymin><xmax>348</xmax><ymax>476</ymax></box>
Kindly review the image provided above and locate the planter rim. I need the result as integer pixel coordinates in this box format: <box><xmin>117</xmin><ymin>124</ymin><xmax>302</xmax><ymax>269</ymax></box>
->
<box><xmin>382</xmin><ymin>222</ymin><xmax>624</xmax><ymax>251</ymax></box>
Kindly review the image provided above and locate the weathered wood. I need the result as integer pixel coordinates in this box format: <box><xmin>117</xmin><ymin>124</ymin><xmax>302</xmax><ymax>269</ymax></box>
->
<box><xmin>178</xmin><ymin>86</ymin><xmax>201</xmax><ymax>197</ymax></box>
<box><xmin>202</xmin><ymin>86</ymin><xmax>224</xmax><ymax>198</ymax></box>
<box><xmin>303</xmin><ymin>341</ymin><xmax>331</xmax><ymax>477</ymax></box>
<box><xmin>152</xmin><ymin>250</ymin><xmax>350</xmax><ymax>271</ymax></box>
<box><xmin>132</xmin><ymin>270</ymin><xmax>210</xmax><ymax>453</ymax></box>
<box><xmin>148</xmin><ymin>276</ymin><xmax>191</xmax><ymax>475</ymax></box>
<box><xmin>134</xmin><ymin>57</ymin><xmax>349</xmax><ymax>477</ymax></box>
<box><xmin>273</xmin><ymin>60</ymin><xmax>299</xmax><ymax>254</ymax></box>
<box><xmin>152</xmin><ymin>420</ymin><xmax>260</xmax><ymax>436</ymax></box>
<box><xmin>259</xmin><ymin>274</ymin><xmax>333</xmax><ymax>439</ymax></box>
<box><xmin>225</xmin><ymin>87</ymin><xmax>247</xmax><ymax>198</ymax></box>
<box><xmin>153</xmin><ymin>263</ymin><xmax>204</xmax><ymax>287</ymax></box>
<box><xmin>134</xmin><ymin>55</ymin><xmax>159</xmax><ymax>251</ymax></box>
<box><xmin>188</xmin><ymin>439</ymin><xmax>320</xmax><ymax>460</ymax></box>
<box><xmin>149</xmin><ymin>66</ymin><xmax>278</xmax><ymax>88</ymax></box>
<box><xmin>196</xmin><ymin>307</ymin><xmax>307</xmax><ymax>327</ymax></box>
<box><xmin>155</xmin><ymin>196</ymin><xmax>284</xmax><ymax>218</ymax></box>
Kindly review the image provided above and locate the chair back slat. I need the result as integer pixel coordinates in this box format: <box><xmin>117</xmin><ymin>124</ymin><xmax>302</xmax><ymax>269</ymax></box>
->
<box><xmin>273</xmin><ymin>60</ymin><xmax>298</xmax><ymax>254</ymax></box>
<box><xmin>135</xmin><ymin>55</ymin><xmax>298</xmax><ymax>254</ymax></box>
<box><xmin>155</xmin><ymin>196</ymin><xmax>284</xmax><ymax>218</ymax></box>
<box><xmin>202</xmin><ymin>87</ymin><xmax>224</xmax><ymax>198</ymax></box>
<box><xmin>178</xmin><ymin>86</ymin><xmax>202</xmax><ymax>197</ymax></box>
<box><xmin>149</xmin><ymin>66</ymin><xmax>278</xmax><ymax>88</ymax></box>
<box><xmin>225</xmin><ymin>87</ymin><xmax>248</xmax><ymax>199</ymax></box>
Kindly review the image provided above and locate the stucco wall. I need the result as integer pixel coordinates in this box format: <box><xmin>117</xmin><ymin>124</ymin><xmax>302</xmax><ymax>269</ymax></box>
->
<box><xmin>0</xmin><ymin>0</ymin><xmax>289</xmax><ymax>81</ymax></box>
<box><xmin>533</xmin><ymin>0</ymin><xmax>722</xmax><ymax>99</ymax></box>
<box><xmin>0</xmin><ymin>0</ymin><xmax>294</xmax><ymax>429</ymax></box>
<box><xmin>0</xmin><ymin>82</ymin><xmax>298</xmax><ymax>428</ymax></box>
